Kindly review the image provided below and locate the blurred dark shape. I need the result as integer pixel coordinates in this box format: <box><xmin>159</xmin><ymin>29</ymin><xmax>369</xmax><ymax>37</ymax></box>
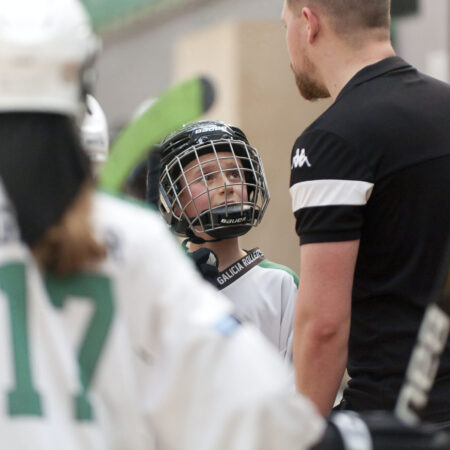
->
<box><xmin>123</xmin><ymin>160</ymin><xmax>147</xmax><ymax>200</ymax></box>
<box><xmin>391</xmin><ymin>0</ymin><xmax>418</xmax><ymax>17</ymax></box>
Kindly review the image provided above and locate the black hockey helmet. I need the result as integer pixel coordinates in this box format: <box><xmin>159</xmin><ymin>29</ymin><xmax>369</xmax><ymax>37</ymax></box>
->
<box><xmin>158</xmin><ymin>120</ymin><xmax>270</xmax><ymax>241</ymax></box>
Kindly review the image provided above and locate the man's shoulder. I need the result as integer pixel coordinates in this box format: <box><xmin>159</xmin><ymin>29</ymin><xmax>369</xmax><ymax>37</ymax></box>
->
<box><xmin>296</xmin><ymin>99</ymin><xmax>356</xmax><ymax>152</ymax></box>
<box><xmin>299</xmin><ymin>105</ymin><xmax>337</xmax><ymax>140</ymax></box>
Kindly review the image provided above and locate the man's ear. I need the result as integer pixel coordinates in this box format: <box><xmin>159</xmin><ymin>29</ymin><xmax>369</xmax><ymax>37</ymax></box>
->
<box><xmin>302</xmin><ymin>7</ymin><xmax>320</xmax><ymax>44</ymax></box>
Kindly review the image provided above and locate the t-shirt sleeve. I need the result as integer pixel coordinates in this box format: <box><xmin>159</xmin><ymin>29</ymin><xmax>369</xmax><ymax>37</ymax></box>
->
<box><xmin>289</xmin><ymin>129</ymin><xmax>374</xmax><ymax>244</ymax></box>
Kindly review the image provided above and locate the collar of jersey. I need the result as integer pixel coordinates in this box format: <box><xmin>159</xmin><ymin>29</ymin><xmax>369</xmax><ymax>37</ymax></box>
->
<box><xmin>215</xmin><ymin>248</ymin><xmax>265</xmax><ymax>289</ymax></box>
<box><xmin>336</xmin><ymin>56</ymin><xmax>411</xmax><ymax>102</ymax></box>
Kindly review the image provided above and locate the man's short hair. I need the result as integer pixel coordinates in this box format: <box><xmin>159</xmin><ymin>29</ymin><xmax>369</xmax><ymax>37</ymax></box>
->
<box><xmin>288</xmin><ymin>0</ymin><xmax>391</xmax><ymax>34</ymax></box>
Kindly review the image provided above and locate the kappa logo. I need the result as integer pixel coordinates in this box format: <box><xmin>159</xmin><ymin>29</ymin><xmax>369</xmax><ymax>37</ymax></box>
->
<box><xmin>291</xmin><ymin>148</ymin><xmax>311</xmax><ymax>169</ymax></box>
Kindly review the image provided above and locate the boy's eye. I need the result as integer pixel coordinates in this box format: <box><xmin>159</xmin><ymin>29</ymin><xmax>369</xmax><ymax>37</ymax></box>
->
<box><xmin>203</xmin><ymin>172</ymin><xmax>215</xmax><ymax>182</ymax></box>
<box><xmin>200</xmin><ymin>168</ymin><xmax>241</xmax><ymax>183</ymax></box>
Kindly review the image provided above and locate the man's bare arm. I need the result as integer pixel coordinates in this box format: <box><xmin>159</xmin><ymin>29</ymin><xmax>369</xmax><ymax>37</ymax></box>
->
<box><xmin>293</xmin><ymin>240</ymin><xmax>359</xmax><ymax>416</ymax></box>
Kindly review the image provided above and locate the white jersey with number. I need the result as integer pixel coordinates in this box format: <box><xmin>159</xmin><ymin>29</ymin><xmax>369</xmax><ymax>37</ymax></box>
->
<box><xmin>215</xmin><ymin>249</ymin><xmax>298</xmax><ymax>362</ymax></box>
<box><xmin>0</xmin><ymin>189</ymin><xmax>324</xmax><ymax>450</ymax></box>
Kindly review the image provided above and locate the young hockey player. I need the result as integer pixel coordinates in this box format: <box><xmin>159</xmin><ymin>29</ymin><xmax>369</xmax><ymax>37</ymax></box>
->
<box><xmin>158</xmin><ymin>120</ymin><xmax>298</xmax><ymax>361</ymax></box>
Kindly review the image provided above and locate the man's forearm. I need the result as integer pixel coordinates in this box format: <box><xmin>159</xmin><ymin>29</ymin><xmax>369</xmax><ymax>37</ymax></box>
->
<box><xmin>294</xmin><ymin>322</ymin><xmax>348</xmax><ymax>416</ymax></box>
<box><xmin>293</xmin><ymin>240</ymin><xmax>358</xmax><ymax>416</ymax></box>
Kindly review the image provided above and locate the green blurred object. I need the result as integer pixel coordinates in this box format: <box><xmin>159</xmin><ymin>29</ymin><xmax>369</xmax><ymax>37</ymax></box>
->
<box><xmin>80</xmin><ymin>0</ymin><xmax>186</xmax><ymax>30</ymax></box>
<box><xmin>99</xmin><ymin>76</ymin><xmax>215</xmax><ymax>192</ymax></box>
<box><xmin>81</xmin><ymin>0</ymin><xmax>419</xmax><ymax>32</ymax></box>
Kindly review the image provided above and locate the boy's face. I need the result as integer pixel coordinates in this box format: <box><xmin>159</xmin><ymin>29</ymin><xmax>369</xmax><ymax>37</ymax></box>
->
<box><xmin>178</xmin><ymin>151</ymin><xmax>248</xmax><ymax>222</ymax></box>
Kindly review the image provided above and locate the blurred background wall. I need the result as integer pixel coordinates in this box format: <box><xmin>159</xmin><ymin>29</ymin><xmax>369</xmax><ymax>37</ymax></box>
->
<box><xmin>89</xmin><ymin>0</ymin><xmax>449</xmax><ymax>272</ymax></box>
<box><xmin>394</xmin><ymin>0</ymin><xmax>449</xmax><ymax>82</ymax></box>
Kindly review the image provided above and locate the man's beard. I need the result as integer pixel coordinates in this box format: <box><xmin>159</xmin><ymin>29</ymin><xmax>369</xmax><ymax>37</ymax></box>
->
<box><xmin>291</xmin><ymin>59</ymin><xmax>330</xmax><ymax>101</ymax></box>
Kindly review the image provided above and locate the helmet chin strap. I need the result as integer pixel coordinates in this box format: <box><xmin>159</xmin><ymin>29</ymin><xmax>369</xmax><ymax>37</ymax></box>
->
<box><xmin>181</xmin><ymin>204</ymin><xmax>255</xmax><ymax>245</ymax></box>
<box><xmin>184</xmin><ymin>228</ymin><xmax>227</xmax><ymax>245</ymax></box>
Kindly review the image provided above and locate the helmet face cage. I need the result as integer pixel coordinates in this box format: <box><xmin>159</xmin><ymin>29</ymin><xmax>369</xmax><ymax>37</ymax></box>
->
<box><xmin>160</xmin><ymin>139</ymin><xmax>270</xmax><ymax>239</ymax></box>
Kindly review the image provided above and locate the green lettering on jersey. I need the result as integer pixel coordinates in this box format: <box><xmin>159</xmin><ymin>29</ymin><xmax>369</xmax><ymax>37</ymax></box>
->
<box><xmin>0</xmin><ymin>262</ymin><xmax>115</xmax><ymax>421</ymax></box>
<box><xmin>46</xmin><ymin>273</ymin><xmax>115</xmax><ymax>421</ymax></box>
<box><xmin>0</xmin><ymin>263</ymin><xmax>42</xmax><ymax>416</ymax></box>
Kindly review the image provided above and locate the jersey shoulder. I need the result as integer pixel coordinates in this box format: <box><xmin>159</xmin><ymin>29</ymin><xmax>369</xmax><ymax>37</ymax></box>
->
<box><xmin>257</xmin><ymin>259</ymin><xmax>299</xmax><ymax>288</ymax></box>
<box><xmin>94</xmin><ymin>189</ymin><xmax>163</xmax><ymax>233</ymax></box>
<box><xmin>95</xmin><ymin>188</ymin><xmax>157</xmax><ymax>214</ymax></box>
<box><xmin>92</xmin><ymin>189</ymin><xmax>179</xmax><ymax>265</ymax></box>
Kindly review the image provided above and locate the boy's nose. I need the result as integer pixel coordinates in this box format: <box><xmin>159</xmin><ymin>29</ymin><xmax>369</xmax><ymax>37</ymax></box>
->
<box><xmin>218</xmin><ymin>180</ymin><xmax>234</xmax><ymax>192</ymax></box>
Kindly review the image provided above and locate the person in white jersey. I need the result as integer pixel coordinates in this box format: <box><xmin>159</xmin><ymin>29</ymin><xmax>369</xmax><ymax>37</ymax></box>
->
<box><xmin>0</xmin><ymin>1</ymin><xmax>324</xmax><ymax>448</ymax></box>
<box><xmin>157</xmin><ymin>120</ymin><xmax>298</xmax><ymax>362</ymax></box>
<box><xmin>0</xmin><ymin>0</ymin><xmax>448</xmax><ymax>449</ymax></box>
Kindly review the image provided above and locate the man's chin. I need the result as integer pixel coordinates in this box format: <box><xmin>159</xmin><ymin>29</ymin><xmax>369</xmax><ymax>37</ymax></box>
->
<box><xmin>297</xmin><ymin>83</ymin><xmax>331</xmax><ymax>101</ymax></box>
<box><xmin>300</xmin><ymin>91</ymin><xmax>328</xmax><ymax>102</ymax></box>
<box><xmin>294</xmin><ymin>73</ymin><xmax>330</xmax><ymax>101</ymax></box>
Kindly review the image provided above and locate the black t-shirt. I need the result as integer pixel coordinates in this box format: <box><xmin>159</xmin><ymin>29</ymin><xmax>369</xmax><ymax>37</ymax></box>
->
<box><xmin>290</xmin><ymin>56</ymin><xmax>450</xmax><ymax>422</ymax></box>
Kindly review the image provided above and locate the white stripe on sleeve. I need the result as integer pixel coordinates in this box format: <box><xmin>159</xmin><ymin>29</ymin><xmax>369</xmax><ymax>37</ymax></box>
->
<box><xmin>290</xmin><ymin>179</ymin><xmax>374</xmax><ymax>212</ymax></box>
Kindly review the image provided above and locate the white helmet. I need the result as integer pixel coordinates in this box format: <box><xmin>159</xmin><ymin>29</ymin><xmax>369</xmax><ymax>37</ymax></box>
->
<box><xmin>81</xmin><ymin>94</ymin><xmax>109</xmax><ymax>173</ymax></box>
<box><xmin>0</xmin><ymin>0</ymin><xmax>99</xmax><ymax>119</ymax></box>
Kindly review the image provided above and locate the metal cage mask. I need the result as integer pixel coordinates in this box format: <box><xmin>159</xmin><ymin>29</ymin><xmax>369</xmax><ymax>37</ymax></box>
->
<box><xmin>159</xmin><ymin>139</ymin><xmax>270</xmax><ymax>241</ymax></box>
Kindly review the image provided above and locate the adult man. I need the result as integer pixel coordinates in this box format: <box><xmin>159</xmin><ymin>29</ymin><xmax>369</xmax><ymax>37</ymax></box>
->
<box><xmin>282</xmin><ymin>0</ymin><xmax>450</xmax><ymax>425</ymax></box>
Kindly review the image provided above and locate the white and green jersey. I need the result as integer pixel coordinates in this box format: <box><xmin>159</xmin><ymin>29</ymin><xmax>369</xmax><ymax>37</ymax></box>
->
<box><xmin>215</xmin><ymin>248</ymin><xmax>298</xmax><ymax>362</ymax></box>
<box><xmin>0</xmin><ymin>189</ymin><xmax>324</xmax><ymax>450</ymax></box>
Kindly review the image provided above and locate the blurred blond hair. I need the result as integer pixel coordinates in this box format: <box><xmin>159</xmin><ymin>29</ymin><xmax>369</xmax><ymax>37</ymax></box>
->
<box><xmin>32</xmin><ymin>182</ymin><xmax>106</xmax><ymax>275</ymax></box>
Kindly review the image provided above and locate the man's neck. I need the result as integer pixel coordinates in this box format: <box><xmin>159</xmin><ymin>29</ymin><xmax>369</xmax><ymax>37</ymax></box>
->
<box><xmin>189</xmin><ymin>237</ymin><xmax>246</xmax><ymax>272</ymax></box>
<box><xmin>321</xmin><ymin>40</ymin><xmax>396</xmax><ymax>101</ymax></box>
